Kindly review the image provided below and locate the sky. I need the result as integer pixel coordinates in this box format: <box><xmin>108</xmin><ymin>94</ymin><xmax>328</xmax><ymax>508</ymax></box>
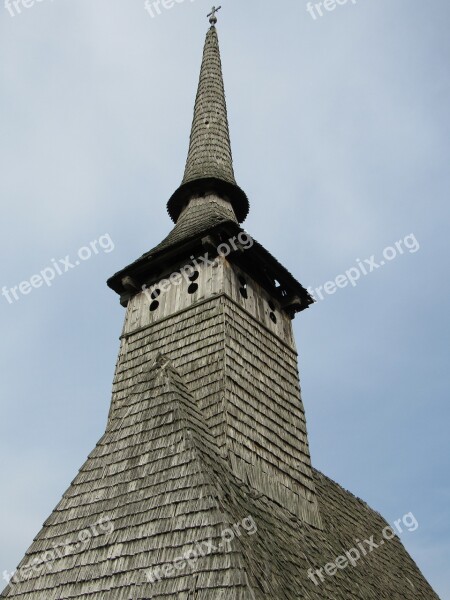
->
<box><xmin>0</xmin><ymin>0</ymin><xmax>449</xmax><ymax>597</ymax></box>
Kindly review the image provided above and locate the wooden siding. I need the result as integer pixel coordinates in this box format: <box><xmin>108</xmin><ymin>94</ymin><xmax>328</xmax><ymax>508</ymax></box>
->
<box><xmin>110</xmin><ymin>256</ymin><xmax>320</xmax><ymax>527</ymax></box>
<box><xmin>1</xmin><ymin>353</ymin><xmax>438</xmax><ymax>600</ymax></box>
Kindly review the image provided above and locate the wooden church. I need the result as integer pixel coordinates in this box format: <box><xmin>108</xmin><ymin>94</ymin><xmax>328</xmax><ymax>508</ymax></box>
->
<box><xmin>2</xmin><ymin>12</ymin><xmax>439</xmax><ymax>600</ymax></box>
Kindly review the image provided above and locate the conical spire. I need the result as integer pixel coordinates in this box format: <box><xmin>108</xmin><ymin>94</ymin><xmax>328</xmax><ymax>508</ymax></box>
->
<box><xmin>167</xmin><ymin>23</ymin><xmax>249</xmax><ymax>224</ymax></box>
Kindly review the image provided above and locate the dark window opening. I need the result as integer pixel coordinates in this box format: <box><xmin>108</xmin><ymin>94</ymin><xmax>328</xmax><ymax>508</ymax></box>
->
<box><xmin>238</xmin><ymin>275</ymin><xmax>248</xmax><ymax>299</ymax></box>
<box><xmin>188</xmin><ymin>283</ymin><xmax>199</xmax><ymax>294</ymax></box>
<box><xmin>150</xmin><ymin>300</ymin><xmax>159</xmax><ymax>312</ymax></box>
<box><xmin>270</xmin><ymin>312</ymin><xmax>277</xmax><ymax>324</ymax></box>
<box><xmin>151</xmin><ymin>289</ymin><xmax>161</xmax><ymax>300</ymax></box>
<box><xmin>189</xmin><ymin>270</ymin><xmax>199</xmax><ymax>282</ymax></box>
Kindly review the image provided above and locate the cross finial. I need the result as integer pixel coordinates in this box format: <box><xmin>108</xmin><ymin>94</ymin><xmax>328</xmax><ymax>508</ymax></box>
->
<box><xmin>207</xmin><ymin>5</ymin><xmax>221</xmax><ymax>25</ymax></box>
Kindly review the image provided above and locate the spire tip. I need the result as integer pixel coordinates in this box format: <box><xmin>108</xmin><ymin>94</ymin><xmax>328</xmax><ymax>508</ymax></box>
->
<box><xmin>207</xmin><ymin>5</ymin><xmax>221</xmax><ymax>25</ymax></box>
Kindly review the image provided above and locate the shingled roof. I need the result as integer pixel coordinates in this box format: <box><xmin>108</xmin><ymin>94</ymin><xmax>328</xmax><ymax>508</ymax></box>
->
<box><xmin>2</xmin><ymin>16</ymin><xmax>439</xmax><ymax>600</ymax></box>
<box><xmin>1</xmin><ymin>353</ymin><xmax>439</xmax><ymax>599</ymax></box>
<box><xmin>107</xmin><ymin>193</ymin><xmax>313</xmax><ymax>312</ymax></box>
<box><xmin>167</xmin><ymin>25</ymin><xmax>249</xmax><ymax>224</ymax></box>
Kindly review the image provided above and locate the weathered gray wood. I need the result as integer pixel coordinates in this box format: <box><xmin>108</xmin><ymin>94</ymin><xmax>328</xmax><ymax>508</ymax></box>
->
<box><xmin>2</xmin><ymin>20</ymin><xmax>438</xmax><ymax>600</ymax></box>
<box><xmin>115</xmin><ymin>257</ymin><xmax>319</xmax><ymax>527</ymax></box>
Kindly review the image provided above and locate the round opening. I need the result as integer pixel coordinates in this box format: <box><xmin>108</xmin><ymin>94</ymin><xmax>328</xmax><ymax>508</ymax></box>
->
<box><xmin>239</xmin><ymin>287</ymin><xmax>248</xmax><ymax>299</ymax></box>
<box><xmin>270</xmin><ymin>312</ymin><xmax>277</xmax><ymax>324</ymax></box>
<box><xmin>151</xmin><ymin>289</ymin><xmax>161</xmax><ymax>300</ymax></box>
<box><xmin>189</xmin><ymin>270</ymin><xmax>199</xmax><ymax>282</ymax></box>
<box><xmin>188</xmin><ymin>283</ymin><xmax>199</xmax><ymax>295</ymax></box>
<box><xmin>150</xmin><ymin>300</ymin><xmax>159</xmax><ymax>312</ymax></box>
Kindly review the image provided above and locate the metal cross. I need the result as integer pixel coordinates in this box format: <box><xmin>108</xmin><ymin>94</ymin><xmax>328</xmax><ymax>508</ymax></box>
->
<box><xmin>207</xmin><ymin>6</ymin><xmax>221</xmax><ymax>25</ymax></box>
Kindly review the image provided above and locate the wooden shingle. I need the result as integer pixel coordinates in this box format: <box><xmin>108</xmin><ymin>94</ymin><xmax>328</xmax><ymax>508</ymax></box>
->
<box><xmin>2</xmin><ymin>21</ymin><xmax>439</xmax><ymax>600</ymax></box>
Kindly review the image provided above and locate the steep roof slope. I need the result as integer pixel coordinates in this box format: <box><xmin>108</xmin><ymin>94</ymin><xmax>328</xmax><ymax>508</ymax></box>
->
<box><xmin>167</xmin><ymin>26</ymin><xmax>248</xmax><ymax>224</ymax></box>
<box><xmin>2</xmin><ymin>16</ymin><xmax>439</xmax><ymax>600</ymax></box>
<box><xmin>1</xmin><ymin>355</ymin><xmax>439</xmax><ymax>599</ymax></box>
<box><xmin>1</xmin><ymin>356</ymin><xmax>254</xmax><ymax>599</ymax></box>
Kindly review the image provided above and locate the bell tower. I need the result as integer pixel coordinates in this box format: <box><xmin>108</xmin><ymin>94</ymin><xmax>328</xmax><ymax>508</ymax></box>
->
<box><xmin>3</xmin><ymin>12</ymin><xmax>440</xmax><ymax>600</ymax></box>
<box><xmin>107</xmin><ymin>21</ymin><xmax>320</xmax><ymax>528</ymax></box>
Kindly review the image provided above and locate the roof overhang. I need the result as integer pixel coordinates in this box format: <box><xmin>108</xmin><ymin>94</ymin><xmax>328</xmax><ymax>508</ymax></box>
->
<box><xmin>107</xmin><ymin>221</ymin><xmax>314</xmax><ymax>315</ymax></box>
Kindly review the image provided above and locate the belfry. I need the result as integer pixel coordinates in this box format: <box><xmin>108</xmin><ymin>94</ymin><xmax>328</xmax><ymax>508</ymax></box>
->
<box><xmin>2</xmin><ymin>13</ymin><xmax>439</xmax><ymax>600</ymax></box>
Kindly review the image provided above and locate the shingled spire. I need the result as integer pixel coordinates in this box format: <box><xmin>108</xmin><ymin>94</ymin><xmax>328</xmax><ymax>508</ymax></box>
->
<box><xmin>2</xmin><ymin>14</ymin><xmax>440</xmax><ymax>600</ymax></box>
<box><xmin>167</xmin><ymin>22</ymin><xmax>249</xmax><ymax>223</ymax></box>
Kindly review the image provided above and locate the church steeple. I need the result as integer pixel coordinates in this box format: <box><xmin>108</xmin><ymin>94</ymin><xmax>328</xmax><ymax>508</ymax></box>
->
<box><xmin>3</xmin><ymin>12</ymin><xmax>439</xmax><ymax>600</ymax></box>
<box><xmin>107</xmin><ymin>15</ymin><xmax>312</xmax><ymax>312</ymax></box>
<box><xmin>167</xmin><ymin>19</ymin><xmax>249</xmax><ymax>224</ymax></box>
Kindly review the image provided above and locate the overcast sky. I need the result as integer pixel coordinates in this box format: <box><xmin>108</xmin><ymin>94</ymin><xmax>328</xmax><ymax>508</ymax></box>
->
<box><xmin>0</xmin><ymin>0</ymin><xmax>449</xmax><ymax>597</ymax></box>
